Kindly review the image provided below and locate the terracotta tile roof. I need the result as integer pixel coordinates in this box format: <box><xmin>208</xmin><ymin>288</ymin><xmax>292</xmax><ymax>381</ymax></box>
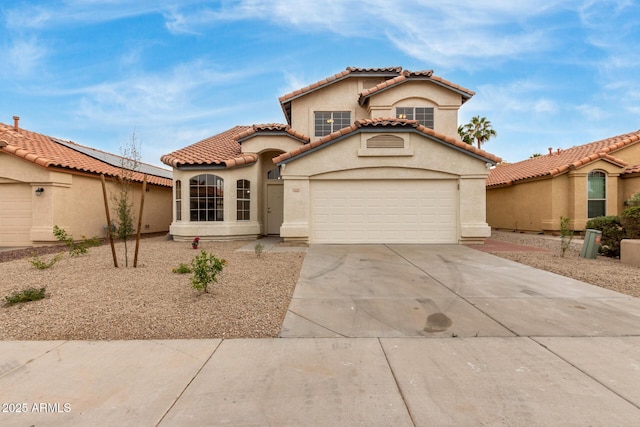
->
<box><xmin>161</xmin><ymin>124</ymin><xmax>308</xmax><ymax>169</ymax></box>
<box><xmin>272</xmin><ymin>118</ymin><xmax>501</xmax><ymax>165</ymax></box>
<box><xmin>621</xmin><ymin>164</ymin><xmax>640</xmax><ymax>176</ymax></box>
<box><xmin>235</xmin><ymin>123</ymin><xmax>310</xmax><ymax>144</ymax></box>
<box><xmin>358</xmin><ymin>70</ymin><xmax>475</xmax><ymax>105</ymax></box>
<box><xmin>278</xmin><ymin>67</ymin><xmax>403</xmax><ymax>104</ymax></box>
<box><xmin>161</xmin><ymin>126</ymin><xmax>251</xmax><ymax>168</ymax></box>
<box><xmin>278</xmin><ymin>67</ymin><xmax>475</xmax><ymax>123</ymax></box>
<box><xmin>0</xmin><ymin>122</ymin><xmax>172</xmax><ymax>187</ymax></box>
<box><xmin>487</xmin><ymin>129</ymin><xmax>640</xmax><ymax>187</ymax></box>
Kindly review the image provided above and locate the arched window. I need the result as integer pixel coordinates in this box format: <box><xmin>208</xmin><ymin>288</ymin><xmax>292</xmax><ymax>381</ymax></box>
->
<box><xmin>175</xmin><ymin>180</ymin><xmax>182</xmax><ymax>221</ymax></box>
<box><xmin>587</xmin><ymin>170</ymin><xmax>606</xmax><ymax>218</ymax></box>
<box><xmin>237</xmin><ymin>179</ymin><xmax>250</xmax><ymax>221</ymax></box>
<box><xmin>190</xmin><ymin>174</ymin><xmax>224</xmax><ymax>221</ymax></box>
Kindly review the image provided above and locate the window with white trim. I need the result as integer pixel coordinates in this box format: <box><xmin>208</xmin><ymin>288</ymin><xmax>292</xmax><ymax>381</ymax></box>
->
<box><xmin>190</xmin><ymin>174</ymin><xmax>224</xmax><ymax>221</ymax></box>
<box><xmin>175</xmin><ymin>180</ymin><xmax>182</xmax><ymax>221</ymax></box>
<box><xmin>587</xmin><ymin>170</ymin><xmax>606</xmax><ymax>218</ymax></box>
<box><xmin>396</xmin><ymin>107</ymin><xmax>434</xmax><ymax>129</ymax></box>
<box><xmin>236</xmin><ymin>179</ymin><xmax>250</xmax><ymax>221</ymax></box>
<box><xmin>314</xmin><ymin>111</ymin><xmax>351</xmax><ymax>137</ymax></box>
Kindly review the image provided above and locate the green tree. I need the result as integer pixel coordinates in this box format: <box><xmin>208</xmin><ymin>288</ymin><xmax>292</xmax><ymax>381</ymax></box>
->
<box><xmin>111</xmin><ymin>132</ymin><xmax>141</xmax><ymax>267</ymax></box>
<box><xmin>459</xmin><ymin>116</ymin><xmax>497</xmax><ymax>149</ymax></box>
<box><xmin>457</xmin><ymin>125</ymin><xmax>473</xmax><ymax>145</ymax></box>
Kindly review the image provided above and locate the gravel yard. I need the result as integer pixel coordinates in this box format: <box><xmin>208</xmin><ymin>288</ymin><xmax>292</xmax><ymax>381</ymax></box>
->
<box><xmin>488</xmin><ymin>230</ymin><xmax>640</xmax><ymax>298</ymax></box>
<box><xmin>0</xmin><ymin>237</ymin><xmax>305</xmax><ymax>340</ymax></box>
<box><xmin>1</xmin><ymin>231</ymin><xmax>639</xmax><ymax>340</ymax></box>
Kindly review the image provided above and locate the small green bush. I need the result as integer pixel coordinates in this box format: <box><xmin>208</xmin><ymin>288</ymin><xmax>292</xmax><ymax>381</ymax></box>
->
<box><xmin>585</xmin><ymin>215</ymin><xmax>623</xmax><ymax>257</ymax></box>
<box><xmin>626</xmin><ymin>192</ymin><xmax>640</xmax><ymax>207</ymax></box>
<box><xmin>4</xmin><ymin>287</ymin><xmax>46</xmax><ymax>306</ymax></box>
<box><xmin>254</xmin><ymin>242</ymin><xmax>264</xmax><ymax>257</ymax></box>
<box><xmin>53</xmin><ymin>225</ymin><xmax>101</xmax><ymax>256</ymax></box>
<box><xmin>620</xmin><ymin>205</ymin><xmax>640</xmax><ymax>239</ymax></box>
<box><xmin>559</xmin><ymin>216</ymin><xmax>573</xmax><ymax>257</ymax></box>
<box><xmin>172</xmin><ymin>263</ymin><xmax>192</xmax><ymax>274</ymax></box>
<box><xmin>190</xmin><ymin>250</ymin><xmax>227</xmax><ymax>293</ymax></box>
<box><xmin>30</xmin><ymin>253</ymin><xmax>63</xmax><ymax>270</ymax></box>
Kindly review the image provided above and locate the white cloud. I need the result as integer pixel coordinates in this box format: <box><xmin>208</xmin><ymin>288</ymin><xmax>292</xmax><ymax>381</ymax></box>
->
<box><xmin>576</xmin><ymin>104</ymin><xmax>610</xmax><ymax>121</ymax></box>
<box><xmin>5</xmin><ymin>37</ymin><xmax>47</xmax><ymax>77</ymax></box>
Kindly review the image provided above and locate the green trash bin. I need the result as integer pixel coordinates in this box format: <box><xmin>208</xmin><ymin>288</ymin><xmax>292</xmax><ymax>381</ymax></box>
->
<box><xmin>581</xmin><ymin>229</ymin><xmax>602</xmax><ymax>259</ymax></box>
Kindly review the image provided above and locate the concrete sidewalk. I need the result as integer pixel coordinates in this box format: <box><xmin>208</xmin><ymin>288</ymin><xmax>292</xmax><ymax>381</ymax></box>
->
<box><xmin>2</xmin><ymin>244</ymin><xmax>640</xmax><ymax>426</ymax></box>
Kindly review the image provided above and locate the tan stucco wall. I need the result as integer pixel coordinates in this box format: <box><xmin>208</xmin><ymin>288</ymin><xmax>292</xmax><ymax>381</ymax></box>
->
<box><xmin>170</xmin><ymin>166</ymin><xmax>261</xmax><ymax>240</ymax></box>
<box><xmin>621</xmin><ymin>175</ymin><xmax>640</xmax><ymax>203</ymax></box>
<box><xmin>280</xmin><ymin>131</ymin><xmax>491</xmax><ymax>243</ymax></box>
<box><xmin>240</xmin><ymin>135</ymin><xmax>303</xmax><ymax>155</ymax></box>
<box><xmin>366</xmin><ymin>80</ymin><xmax>463</xmax><ymax>136</ymax></box>
<box><xmin>487</xmin><ymin>158</ymin><xmax>638</xmax><ymax>233</ymax></box>
<box><xmin>0</xmin><ymin>153</ymin><xmax>171</xmax><ymax>246</ymax></box>
<box><xmin>287</xmin><ymin>77</ymin><xmax>463</xmax><ymax>138</ymax></box>
<box><xmin>487</xmin><ymin>179</ymin><xmax>553</xmax><ymax>232</ymax></box>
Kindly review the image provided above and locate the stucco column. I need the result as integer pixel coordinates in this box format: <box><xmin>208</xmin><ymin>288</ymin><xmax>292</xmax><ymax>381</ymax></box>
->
<box><xmin>459</xmin><ymin>176</ymin><xmax>491</xmax><ymax>243</ymax></box>
<box><xmin>280</xmin><ymin>176</ymin><xmax>310</xmax><ymax>241</ymax></box>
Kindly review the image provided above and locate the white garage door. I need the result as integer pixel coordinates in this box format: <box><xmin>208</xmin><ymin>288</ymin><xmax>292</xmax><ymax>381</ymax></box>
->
<box><xmin>310</xmin><ymin>180</ymin><xmax>457</xmax><ymax>244</ymax></box>
<box><xmin>0</xmin><ymin>184</ymin><xmax>32</xmax><ymax>246</ymax></box>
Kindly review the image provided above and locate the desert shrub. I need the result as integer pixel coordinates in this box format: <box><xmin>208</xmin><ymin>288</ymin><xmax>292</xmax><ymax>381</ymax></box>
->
<box><xmin>626</xmin><ymin>192</ymin><xmax>640</xmax><ymax>207</ymax></box>
<box><xmin>53</xmin><ymin>225</ymin><xmax>101</xmax><ymax>256</ymax></box>
<box><xmin>30</xmin><ymin>253</ymin><xmax>63</xmax><ymax>270</ymax></box>
<box><xmin>620</xmin><ymin>205</ymin><xmax>640</xmax><ymax>239</ymax></box>
<box><xmin>585</xmin><ymin>216</ymin><xmax>623</xmax><ymax>257</ymax></box>
<box><xmin>559</xmin><ymin>216</ymin><xmax>573</xmax><ymax>257</ymax></box>
<box><xmin>190</xmin><ymin>250</ymin><xmax>227</xmax><ymax>293</ymax></box>
<box><xmin>172</xmin><ymin>263</ymin><xmax>192</xmax><ymax>274</ymax></box>
<box><xmin>254</xmin><ymin>242</ymin><xmax>264</xmax><ymax>257</ymax></box>
<box><xmin>4</xmin><ymin>287</ymin><xmax>46</xmax><ymax>306</ymax></box>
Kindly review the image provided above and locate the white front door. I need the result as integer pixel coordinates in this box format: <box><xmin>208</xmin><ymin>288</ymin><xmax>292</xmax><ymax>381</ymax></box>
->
<box><xmin>266</xmin><ymin>184</ymin><xmax>284</xmax><ymax>235</ymax></box>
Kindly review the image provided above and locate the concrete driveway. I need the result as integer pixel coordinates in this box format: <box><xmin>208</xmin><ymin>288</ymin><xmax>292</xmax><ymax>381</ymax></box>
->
<box><xmin>3</xmin><ymin>243</ymin><xmax>640</xmax><ymax>426</ymax></box>
<box><xmin>281</xmin><ymin>244</ymin><xmax>640</xmax><ymax>338</ymax></box>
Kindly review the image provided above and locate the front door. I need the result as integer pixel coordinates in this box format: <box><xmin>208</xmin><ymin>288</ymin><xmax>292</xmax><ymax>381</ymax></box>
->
<box><xmin>266</xmin><ymin>184</ymin><xmax>284</xmax><ymax>235</ymax></box>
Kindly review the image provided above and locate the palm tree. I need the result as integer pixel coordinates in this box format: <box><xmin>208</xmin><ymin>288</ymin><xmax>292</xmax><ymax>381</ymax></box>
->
<box><xmin>457</xmin><ymin>125</ymin><xmax>473</xmax><ymax>145</ymax></box>
<box><xmin>460</xmin><ymin>116</ymin><xmax>497</xmax><ymax>149</ymax></box>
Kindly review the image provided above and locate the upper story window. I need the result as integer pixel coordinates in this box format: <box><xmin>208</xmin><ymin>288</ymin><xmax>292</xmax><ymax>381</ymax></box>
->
<box><xmin>315</xmin><ymin>111</ymin><xmax>351</xmax><ymax>137</ymax></box>
<box><xmin>236</xmin><ymin>179</ymin><xmax>250</xmax><ymax>221</ymax></box>
<box><xmin>190</xmin><ymin>174</ymin><xmax>224</xmax><ymax>222</ymax></box>
<box><xmin>587</xmin><ymin>170</ymin><xmax>606</xmax><ymax>218</ymax></box>
<box><xmin>175</xmin><ymin>180</ymin><xmax>182</xmax><ymax>221</ymax></box>
<box><xmin>396</xmin><ymin>107</ymin><xmax>434</xmax><ymax>129</ymax></box>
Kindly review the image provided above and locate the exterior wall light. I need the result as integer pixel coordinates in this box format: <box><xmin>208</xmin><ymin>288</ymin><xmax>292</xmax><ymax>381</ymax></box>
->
<box><xmin>35</xmin><ymin>187</ymin><xmax>45</xmax><ymax>196</ymax></box>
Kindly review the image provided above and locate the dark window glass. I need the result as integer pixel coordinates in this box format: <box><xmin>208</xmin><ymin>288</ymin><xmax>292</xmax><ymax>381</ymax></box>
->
<box><xmin>396</xmin><ymin>107</ymin><xmax>434</xmax><ymax>129</ymax></box>
<box><xmin>189</xmin><ymin>174</ymin><xmax>224</xmax><ymax>221</ymax></box>
<box><xmin>236</xmin><ymin>179</ymin><xmax>250</xmax><ymax>221</ymax></box>
<box><xmin>314</xmin><ymin>111</ymin><xmax>351</xmax><ymax>137</ymax></box>
<box><xmin>587</xmin><ymin>171</ymin><xmax>606</xmax><ymax>218</ymax></box>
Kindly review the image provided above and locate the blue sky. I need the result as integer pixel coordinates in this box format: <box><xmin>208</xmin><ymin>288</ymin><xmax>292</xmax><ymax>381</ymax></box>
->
<box><xmin>2</xmin><ymin>0</ymin><xmax>639</xmax><ymax>167</ymax></box>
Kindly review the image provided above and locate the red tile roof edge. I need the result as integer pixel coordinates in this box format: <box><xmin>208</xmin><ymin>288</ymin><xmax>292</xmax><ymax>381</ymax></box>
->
<box><xmin>0</xmin><ymin>123</ymin><xmax>172</xmax><ymax>187</ymax></box>
<box><xmin>621</xmin><ymin>164</ymin><xmax>640</xmax><ymax>176</ymax></box>
<box><xmin>236</xmin><ymin>123</ymin><xmax>310</xmax><ymax>143</ymax></box>
<box><xmin>272</xmin><ymin>118</ymin><xmax>501</xmax><ymax>164</ymax></box>
<box><xmin>487</xmin><ymin>129</ymin><xmax>640</xmax><ymax>188</ymax></box>
<box><xmin>358</xmin><ymin>70</ymin><xmax>474</xmax><ymax>105</ymax></box>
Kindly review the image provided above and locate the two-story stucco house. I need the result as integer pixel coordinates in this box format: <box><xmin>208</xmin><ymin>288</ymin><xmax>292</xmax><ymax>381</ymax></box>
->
<box><xmin>161</xmin><ymin>66</ymin><xmax>501</xmax><ymax>244</ymax></box>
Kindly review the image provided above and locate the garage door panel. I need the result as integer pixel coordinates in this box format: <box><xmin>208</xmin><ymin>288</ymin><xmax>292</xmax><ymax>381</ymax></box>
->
<box><xmin>0</xmin><ymin>184</ymin><xmax>32</xmax><ymax>246</ymax></box>
<box><xmin>310</xmin><ymin>180</ymin><xmax>457</xmax><ymax>244</ymax></box>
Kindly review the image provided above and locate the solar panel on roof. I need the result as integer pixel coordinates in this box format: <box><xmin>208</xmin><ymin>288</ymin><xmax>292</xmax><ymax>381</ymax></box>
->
<box><xmin>51</xmin><ymin>138</ymin><xmax>172</xmax><ymax>179</ymax></box>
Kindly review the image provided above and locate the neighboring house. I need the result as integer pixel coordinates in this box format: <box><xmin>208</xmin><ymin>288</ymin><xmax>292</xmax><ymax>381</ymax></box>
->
<box><xmin>0</xmin><ymin>117</ymin><xmax>173</xmax><ymax>247</ymax></box>
<box><xmin>161</xmin><ymin>66</ymin><xmax>501</xmax><ymax>244</ymax></box>
<box><xmin>486</xmin><ymin>129</ymin><xmax>640</xmax><ymax>233</ymax></box>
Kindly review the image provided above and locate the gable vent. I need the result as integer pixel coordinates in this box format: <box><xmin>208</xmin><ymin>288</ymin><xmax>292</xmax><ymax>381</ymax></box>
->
<box><xmin>366</xmin><ymin>135</ymin><xmax>404</xmax><ymax>148</ymax></box>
